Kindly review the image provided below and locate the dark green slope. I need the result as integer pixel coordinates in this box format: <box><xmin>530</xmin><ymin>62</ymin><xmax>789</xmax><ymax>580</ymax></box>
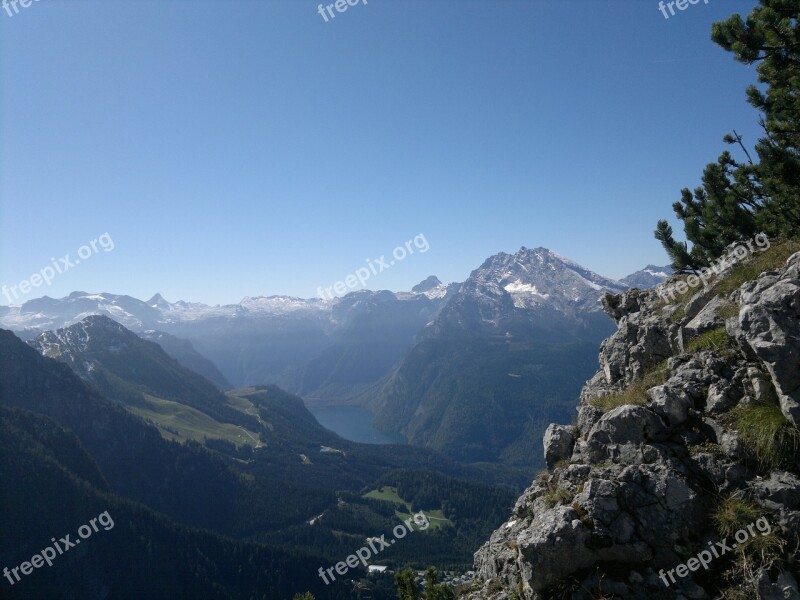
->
<box><xmin>229</xmin><ymin>385</ymin><xmax>528</xmax><ymax>536</ymax></box>
<box><xmin>0</xmin><ymin>406</ymin><xmax>351</xmax><ymax>600</ymax></box>
<box><xmin>0</xmin><ymin>328</ymin><xmax>244</xmax><ymax>533</ymax></box>
<box><xmin>370</xmin><ymin>336</ymin><xmax>601</xmax><ymax>466</ymax></box>
<box><xmin>258</xmin><ymin>468</ymin><xmax>519</xmax><ymax>572</ymax></box>
<box><xmin>3</xmin><ymin>324</ymin><xmax>527</xmax><ymax>593</ymax></box>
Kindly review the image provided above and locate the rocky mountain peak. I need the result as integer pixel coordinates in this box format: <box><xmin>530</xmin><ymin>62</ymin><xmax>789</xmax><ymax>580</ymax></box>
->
<box><xmin>465</xmin><ymin>246</ymin><xmax>627</xmax><ymax>313</ymax></box>
<box><xmin>147</xmin><ymin>293</ymin><xmax>171</xmax><ymax>309</ymax></box>
<box><xmin>411</xmin><ymin>275</ymin><xmax>443</xmax><ymax>293</ymax></box>
<box><xmin>29</xmin><ymin>314</ymin><xmax>136</xmax><ymax>365</ymax></box>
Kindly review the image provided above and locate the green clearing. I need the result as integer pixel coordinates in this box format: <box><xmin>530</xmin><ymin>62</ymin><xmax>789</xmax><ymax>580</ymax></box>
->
<box><xmin>127</xmin><ymin>394</ymin><xmax>261</xmax><ymax>448</ymax></box>
<box><xmin>363</xmin><ymin>486</ymin><xmax>407</xmax><ymax>505</ymax></box>
<box><xmin>224</xmin><ymin>392</ymin><xmax>260</xmax><ymax>417</ymax></box>
<box><xmin>362</xmin><ymin>486</ymin><xmax>453</xmax><ymax>530</ymax></box>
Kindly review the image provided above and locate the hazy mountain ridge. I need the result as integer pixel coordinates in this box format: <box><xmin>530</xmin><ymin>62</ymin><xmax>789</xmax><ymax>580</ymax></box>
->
<box><xmin>0</xmin><ymin>284</ymin><xmax>455</xmax><ymax>397</ymax></box>
<box><xmin>140</xmin><ymin>329</ymin><xmax>233</xmax><ymax>390</ymax></box>
<box><xmin>0</xmin><ymin>252</ymin><xmax>664</xmax><ymax>335</ymax></box>
<box><xmin>620</xmin><ymin>264</ymin><xmax>674</xmax><ymax>289</ymax></box>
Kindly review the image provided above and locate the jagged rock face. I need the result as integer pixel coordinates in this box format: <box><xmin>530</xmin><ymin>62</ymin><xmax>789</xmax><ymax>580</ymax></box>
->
<box><xmin>474</xmin><ymin>462</ymin><xmax>708</xmax><ymax>594</ymax></box>
<box><xmin>591</xmin><ymin>289</ymin><xmax>673</xmax><ymax>389</ymax></box>
<box><xmin>733</xmin><ymin>256</ymin><xmax>800</xmax><ymax>427</ymax></box>
<box><xmin>465</xmin><ymin>249</ymin><xmax>800</xmax><ymax>600</ymax></box>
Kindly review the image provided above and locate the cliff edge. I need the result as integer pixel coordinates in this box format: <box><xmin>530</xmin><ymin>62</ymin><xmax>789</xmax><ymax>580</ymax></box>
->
<box><xmin>463</xmin><ymin>242</ymin><xmax>800</xmax><ymax>600</ymax></box>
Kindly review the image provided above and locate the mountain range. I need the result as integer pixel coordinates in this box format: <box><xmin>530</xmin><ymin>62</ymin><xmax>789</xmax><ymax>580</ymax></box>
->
<box><xmin>620</xmin><ymin>263</ymin><xmax>673</xmax><ymax>288</ymax></box>
<box><xmin>0</xmin><ymin>247</ymin><xmax>670</xmax><ymax>468</ymax></box>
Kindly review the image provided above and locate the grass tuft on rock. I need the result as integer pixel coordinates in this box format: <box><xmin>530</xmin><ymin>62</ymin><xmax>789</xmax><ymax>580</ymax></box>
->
<box><xmin>665</xmin><ymin>281</ymin><xmax>699</xmax><ymax>322</ymax></box>
<box><xmin>714</xmin><ymin>495</ymin><xmax>786</xmax><ymax>600</ymax></box>
<box><xmin>589</xmin><ymin>361</ymin><xmax>670</xmax><ymax>413</ymax></box>
<box><xmin>713</xmin><ymin>495</ymin><xmax>763</xmax><ymax>537</ymax></box>
<box><xmin>542</xmin><ymin>483</ymin><xmax>572</xmax><ymax>509</ymax></box>
<box><xmin>688</xmin><ymin>441</ymin><xmax>726</xmax><ymax>459</ymax></box>
<box><xmin>718</xmin><ymin>302</ymin><xmax>740</xmax><ymax>320</ymax></box>
<box><xmin>686</xmin><ymin>326</ymin><xmax>732</xmax><ymax>353</ymax></box>
<box><xmin>725</xmin><ymin>402</ymin><xmax>800</xmax><ymax>472</ymax></box>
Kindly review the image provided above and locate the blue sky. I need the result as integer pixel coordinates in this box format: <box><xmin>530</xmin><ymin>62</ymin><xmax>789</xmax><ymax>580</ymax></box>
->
<box><xmin>1</xmin><ymin>0</ymin><xmax>762</xmax><ymax>305</ymax></box>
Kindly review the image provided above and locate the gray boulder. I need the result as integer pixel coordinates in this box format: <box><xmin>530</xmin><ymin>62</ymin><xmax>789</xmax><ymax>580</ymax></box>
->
<box><xmin>684</xmin><ymin>295</ymin><xmax>730</xmax><ymax>337</ymax></box>
<box><xmin>542</xmin><ymin>424</ymin><xmax>575</xmax><ymax>468</ymax></box>
<box><xmin>647</xmin><ymin>384</ymin><xmax>693</xmax><ymax>428</ymax></box>
<box><xmin>587</xmin><ymin>405</ymin><xmax>668</xmax><ymax>448</ymax></box>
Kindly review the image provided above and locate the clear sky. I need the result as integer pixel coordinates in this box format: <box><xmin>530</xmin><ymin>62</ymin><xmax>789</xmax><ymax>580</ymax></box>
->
<box><xmin>1</xmin><ymin>0</ymin><xmax>762</xmax><ymax>305</ymax></box>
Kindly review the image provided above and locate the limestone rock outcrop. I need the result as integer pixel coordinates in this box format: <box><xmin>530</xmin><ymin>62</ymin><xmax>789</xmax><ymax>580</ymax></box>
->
<box><xmin>462</xmin><ymin>248</ymin><xmax>800</xmax><ymax>600</ymax></box>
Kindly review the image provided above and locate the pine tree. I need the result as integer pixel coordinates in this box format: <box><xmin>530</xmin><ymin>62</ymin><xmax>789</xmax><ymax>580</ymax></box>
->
<box><xmin>654</xmin><ymin>220</ymin><xmax>699</xmax><ymax>272</ymax></box>
<box><xmin>395</xmin><ymin>568</ymin><xmax>418</xmax><ymax>600</ymax></box>
<box><xmin>424</xmin><ymin>567</ymin><xmax>455</xmax><ymax>600</ymax></box>
<box><xmin>656</xmin><ymin>0</ymin><xmax>800</xmax><ymax>269</ymax></box>
<box><xmin>712</xmin><ymin>0</ymin><xmax>800</xmax><ymax>235</ymax></box>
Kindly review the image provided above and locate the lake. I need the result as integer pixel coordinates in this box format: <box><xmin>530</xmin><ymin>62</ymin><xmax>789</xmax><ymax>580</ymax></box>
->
<box><xmin>309</xmin><ymin>406</ymin><xmax>406</xmax><ymax>445</ymax></box>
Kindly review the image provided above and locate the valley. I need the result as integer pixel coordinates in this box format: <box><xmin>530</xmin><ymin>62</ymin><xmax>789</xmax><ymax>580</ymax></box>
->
<box><xmin>1</xmin><ymin>247</ymin><xmax>668</xmax><ymax>469</ymax></box>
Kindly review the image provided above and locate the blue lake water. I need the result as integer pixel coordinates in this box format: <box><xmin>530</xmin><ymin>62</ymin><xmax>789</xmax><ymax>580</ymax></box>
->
<box><xmin>310</xmin><ymin>406</ymin><xmax>406</xmax><ymax>445</ymax></box>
